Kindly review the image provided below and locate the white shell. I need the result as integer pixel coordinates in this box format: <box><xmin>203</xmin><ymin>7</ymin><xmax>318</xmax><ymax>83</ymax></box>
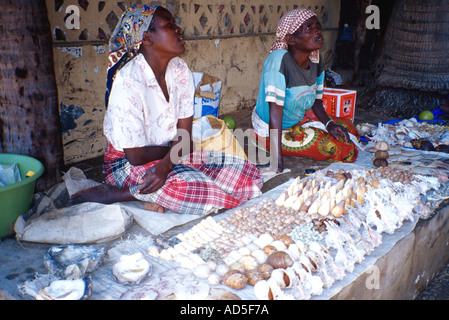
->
<box><xmin>239</xmin><ymin>255</ymin><xmax>259</xmax><ymax>270</ymax></box>
<box><xmin>215</xmin><ymin>263</ymin><xmax>230</xmax><ymax>277</ymax></box>
<box><xmin>36</xmin><ymin>278</ymin><xmax>87</xmax><ymax>300</ymax></box>
<box><xmin>112</xmin><ymin>252</ymin><xmax>151</xmax><ymax>286</ymax></box>
<box><xmin>270</xmin><ymin>240</ymin><xmax>287</xmax><ymax>251</ymax></box>
<box><xmin>254</xmin><ymin>233</ymin><xmax>274</xmax><ymax>249</ymax></box>
<box><xmin>251</xmin><ymin>249</ymin><xmax>268</xmax><ymax>264</ymax></box>
<box><xmin>207</xmin><ymin>272</ymin><xmax>221</xmax><ymax>285</ymax></box>
<box><xmin>193</xmin><ymin>263</ymin><xmax>211</xmax><ymax>279</ymax></box>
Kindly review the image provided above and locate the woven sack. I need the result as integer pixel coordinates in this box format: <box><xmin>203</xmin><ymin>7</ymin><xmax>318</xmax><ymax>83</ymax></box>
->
<box><xmin>192</xmin><ymin>115</ymin><xmax>247</xmax><ymax>159</ymax></box>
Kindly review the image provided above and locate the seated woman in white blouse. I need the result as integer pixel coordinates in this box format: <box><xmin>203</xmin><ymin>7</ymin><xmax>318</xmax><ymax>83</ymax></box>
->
<box><xmin>71</xmin><ymin>5</ymin><xmax>262</xmax><ymax>215</ymax></box>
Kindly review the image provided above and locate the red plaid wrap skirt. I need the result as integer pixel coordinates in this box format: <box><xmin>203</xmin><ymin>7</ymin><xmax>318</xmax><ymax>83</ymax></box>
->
<box><xmin>103</xmin><ymin>143</ymin><xmax>262</xmax><ymax>215</ymax></box>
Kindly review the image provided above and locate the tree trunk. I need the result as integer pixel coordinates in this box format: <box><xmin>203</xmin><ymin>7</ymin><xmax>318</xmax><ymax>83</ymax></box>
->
<box><xmin>0</xmin><ymin>0</ymin><xmax>63</xmax><ymax>191</ymax></box>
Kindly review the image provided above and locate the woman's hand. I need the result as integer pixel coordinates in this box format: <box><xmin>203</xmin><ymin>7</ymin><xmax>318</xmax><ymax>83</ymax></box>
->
<box><xmin>137</xmin><ymin>161</ymin><xmax>171</xmax><ymax>194</ymax></box>
<box><xmin>326</xmin><ymin>121</ymin><xmax>351</xmax><ymax>144</ymax></box>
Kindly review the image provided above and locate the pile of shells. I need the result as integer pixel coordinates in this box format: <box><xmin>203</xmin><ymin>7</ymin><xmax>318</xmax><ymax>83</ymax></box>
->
<box><xmin>357</xmin><ymin>118</ymin><xmax>449</xmax><ymax>149</ymax></box>
<box><xmin>373</xmin><ymin>141</ymin><xmax>390</xmax><ymax>167</ymax></box>
<box><xmin>147</xmin><ymin>166</ymin><xmax>444</xmax><ymax>299</ymax></box>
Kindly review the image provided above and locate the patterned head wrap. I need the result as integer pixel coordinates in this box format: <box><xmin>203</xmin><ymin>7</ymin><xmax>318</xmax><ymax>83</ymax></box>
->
<box><xmin>105</xmin><ymin>4</ymin><xmax>159</xmax><ymax>107</ymax></box>
<box><xmin>270</xmin><ymin>9</ymin><xmax>320</xmax><ymax>63</ymax></box>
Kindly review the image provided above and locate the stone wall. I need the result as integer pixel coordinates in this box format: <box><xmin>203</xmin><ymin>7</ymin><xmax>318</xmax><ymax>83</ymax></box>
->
<box><xmin>45</xmin><ymin>0</ymin><xmax>341</xmax><ymax>164</ymax></box>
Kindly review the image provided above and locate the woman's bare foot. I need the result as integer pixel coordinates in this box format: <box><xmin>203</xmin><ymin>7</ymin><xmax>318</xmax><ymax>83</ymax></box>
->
<box><xmin>143</xmin><ymin>202</ymin><xmax>166</xmax><ymax>213</ymax></box>
<box><xmin>70</xmin><ymin>184</ymin><xmax>135</xmax><ymax>205</ymax></box>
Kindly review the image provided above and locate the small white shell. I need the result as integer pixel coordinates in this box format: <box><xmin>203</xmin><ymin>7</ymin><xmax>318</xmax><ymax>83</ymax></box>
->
<box><xmin>270</xmin><ymin>240</ymin><xmax>287</xmax><ymax>251</ymax></box>
<box><xmin>193</xmin><ymin>263</ymin><xmax>211</xmax><ymax>279</ymax></box>
<box><xmin>238</xmin><ymin>246</ymin><xmax>251</xmax><ymax>256</ymax></box>
<box><xmin>215</xmin><ymin>263</ymin><xmax>230</xmax><ymax>277</ymax></box>
<box><xmin>239</xmin><ymin>255</ymin><xmax>259</xmax><ymax>271</ymax></box>
<box><xmin>251</xmin><ymin>249</ymin><xmax>268</xmax><ymax>264</ymax></box>
<box><xmin>254</xmin><ymin>233</ymin><xmax>274</xmax><ymax>249</ymax></box>
<box><xmin>207</xmin><ymin>272</ymin><xmax>221</xmax><ymax>286</ymax></box>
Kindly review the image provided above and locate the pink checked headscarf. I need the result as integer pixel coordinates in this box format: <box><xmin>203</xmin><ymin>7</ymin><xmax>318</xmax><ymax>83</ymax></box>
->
<box><xmin>270</xmin><ymin>9</ymin><xmax>320</xmax><ymax>63</ymax></box>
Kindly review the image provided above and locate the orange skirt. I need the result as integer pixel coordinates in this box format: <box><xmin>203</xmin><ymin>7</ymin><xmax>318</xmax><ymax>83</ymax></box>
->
<box><xmin>255</xmin><ymin>110</ymin><xmax>360</xmax><ymax>162</ymax></box>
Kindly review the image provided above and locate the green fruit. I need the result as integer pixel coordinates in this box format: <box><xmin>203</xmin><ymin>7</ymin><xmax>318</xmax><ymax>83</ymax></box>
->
<box><xmin>418</xmin><ymin>110</ymin><xmax>434</xmax><ymax>120</ymax></box>
<box><xmin>222</xmin><ymin>116</ymin><xmax>236</xmax><ymax>130</ymax></box>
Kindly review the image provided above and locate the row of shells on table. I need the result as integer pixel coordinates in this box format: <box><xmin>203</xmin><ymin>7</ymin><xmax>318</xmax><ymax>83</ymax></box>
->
<box><xmin>148</xmin><ymin>166</ymin><xmax>446</xmax><ymax>299</ymax></box>
<box><xmin>356</xmin><ymin>118</ymin><xmax>449</xmax><ymax>148</ymax></box>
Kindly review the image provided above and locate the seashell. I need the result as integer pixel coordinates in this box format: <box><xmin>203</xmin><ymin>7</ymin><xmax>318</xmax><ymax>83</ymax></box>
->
<box><xmin>44</xmin><ymin>245</ymin><xmax>106</xmax><ymax>280</ymax></box>
<box><xmin>318</xmin><ymin>198</ymin><xmax>330</xmax><ymax>217</ymax></box>
<box><xmin>253</xmin><ymin>280</ymin><xmax>274</xmax><ymax>300</ymax></box>
<box><xmin>270</xmin><ymin>267</ymin><xmax>298</xmax><ymax>289</ymax></box>
<box><xmin>245</xmin><ymin>243</ymin><xmax>259</xmax><ymax>253</ymax></box>
<box><xmin>298</xmin><ymin>198</ymin><xmax>312</xmax><ymax>213</ymax></box>
<box><xmin>333</xmin><ymin>173</ymin><xmax>347</xmax><ymax>182</ymax></box>
<box><xmin>174</xmin><ymin>280</ymin><xmax>210</xmax><ymax>300</ymax></box>
<box><xmin>258</xmin><ymin>263</ymin><xmax>274</xmax><ymax>279</ymax></box>
<box><xmin>245</xmin><ymin>269</ymin><xmax>264</xmax><ymax>286</ymax></box>
<box><xmin>221</xmin><ymin>270</ymin><xmax>248</xmax><ymax>290</ymax></box>
<box><xmin>279</xmin><ymin>235</ymin><xmax>294</xmax><ymax>247</ymax></box>
<box><xmin>266</xmin><ymin>251</ymin><xmax>293</xmax><ymax>269</ymax></box>
<box><xmin>230</xmin><ymin>262</ymin><xmax>246</xmax><ymax>273</ymax></box>
<box><xmin>147</xmin><ymin>245</ymin><xmax>160</xmax><ymax>258</ymax></box>
<box><xmin>307</xmin><ymin>197</ymin><xmax>320</xmax><ymax>215</ymax></box>
<box><xmin>270</xmin><ymin>240</ymin><xmax>287</xmax><ymax>251</ymax></box>
<box><xmin>237</xmin><ymin>246</ymin><xmax>251</xmax><ymax>256</ymax></box>
<box><xmin>215</xmin><ymin>263</ymin><xmax>230</xmax><ymax>277</ymax></box>
<box><xmin>373</xmin><ymin>158</ymin><xmax>388</xmax><ymax>167</ymax></box>
<box><xmin>286</xmin><ymin>244</ymin><xmax>300</xmax><ymax>261</ymax></box>
<box><xmin>331</xmin><ymin>200</ymin><xmax>346</xmax><ymax>218</ymax></box>
<box><xmin>251</xmin><ymin>249</ymin><xmax>268</xmax><ymax>264</ymax></box>
<box><xmin>36</xmin><ymin>276</ymin><xmax>92</xmax><ymax>300</ymax></box>
<box><xmin>193</xmin><ymin>263</ymin><xmax>211</xmax><ymax>279</ymax></box>
<box><xmin>374</xmin><ymin>150</ymin><xmax>389</xmax><ymax>160</ymax></box>
<box><xmin>112</xmin><ymin>252</ymin><xmax>151</xmax><ymax>286</ymax></box>
<box><xmin>255</xmin><ymin>278</ymin><xmax>294</xmax><ymax>300</ymax></box>
<box><xmin>375</xmin><ymin>141</ymin><xmax>390</xmax><ymax>151</ymax></box>
<box><xmin>291</xmin><ymin>194</ymin><xmax>305</xmax><ymax>210</ymax></box>
<box><xmin>263</xmin><ymin>245</ymin><xmax>277</xmax><ymax>256</ymax></box>
<box><xmin>275</xmin><ymin>191</ymin><xmax>287</xmax><ymax>206</ymax></box>
<box><xmin>227</xmin><ymin>250</ymin><xmax>243</xmax><ymax>262</ymax></box>
<box><xmin>207</xmin><ymin>272</ymin><xmax>221</xmax><ymax>286</ymax></box>
<box><xmin>255</xmin><ymin>233</ymin><xmax>275</xmax><ymax>249</ymax></box>
<box><xmin>240</xmin><ymin>255</ymin><xmax>259</xmax><ymax>271</ymax></box>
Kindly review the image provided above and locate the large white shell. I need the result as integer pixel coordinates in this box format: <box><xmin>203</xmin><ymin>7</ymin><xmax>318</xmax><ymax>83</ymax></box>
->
<box><xmin>269</xmin><ymin>268</ymin><xmax>292</xmax><ymax>289</ymax></box>
<box><xmin>36</xmin><ymin>278</ymin><xmax>88</xmax><ymax>300</ymax></box>
<box><xmin>112</xmin><ymin>252</ymin><xmax>151</xmax><ymax>286</ymax></box>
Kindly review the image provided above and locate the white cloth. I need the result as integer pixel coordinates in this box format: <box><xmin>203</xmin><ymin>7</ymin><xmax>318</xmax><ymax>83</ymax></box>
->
<box><xmin>104</xmin><ymin>54</ymin><xmax>195</xmax><ymax>151</ymax></box>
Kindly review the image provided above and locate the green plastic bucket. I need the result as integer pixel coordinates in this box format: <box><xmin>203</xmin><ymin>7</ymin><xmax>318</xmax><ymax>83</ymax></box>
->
<box><xmin>0</xmin><ymin>153</ymin><xmax>44</xmax><ymax>238</ymax></box>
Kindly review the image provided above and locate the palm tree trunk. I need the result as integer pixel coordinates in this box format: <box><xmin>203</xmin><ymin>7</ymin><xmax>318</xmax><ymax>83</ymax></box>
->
<box><xmin>0</xmin><ymin>0</ymin><xmax>63</xmax><ymax>191</ymax></box>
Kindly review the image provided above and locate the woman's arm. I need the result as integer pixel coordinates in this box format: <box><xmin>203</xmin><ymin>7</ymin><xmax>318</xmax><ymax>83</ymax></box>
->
<box><xmin>269</xmin><ymin>102</ymin><xmax>284</xmax><ymax>173</ymax></box>
<box><xmin>311</xmin><ymin>99</ymin><xmax>350</xmax><ymax>144</ymax></box>
<box><xmin>132</xmin><ymin>116</ymin><xmax>193</xmax><ymax>194</ymax></box>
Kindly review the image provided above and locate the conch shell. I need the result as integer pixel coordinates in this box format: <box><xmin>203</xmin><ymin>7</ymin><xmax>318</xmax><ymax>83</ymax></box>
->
<box><xmin>266</xmin><ymin>251</ymin><xmax>293</xmax><ymax>269</ymax></box>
